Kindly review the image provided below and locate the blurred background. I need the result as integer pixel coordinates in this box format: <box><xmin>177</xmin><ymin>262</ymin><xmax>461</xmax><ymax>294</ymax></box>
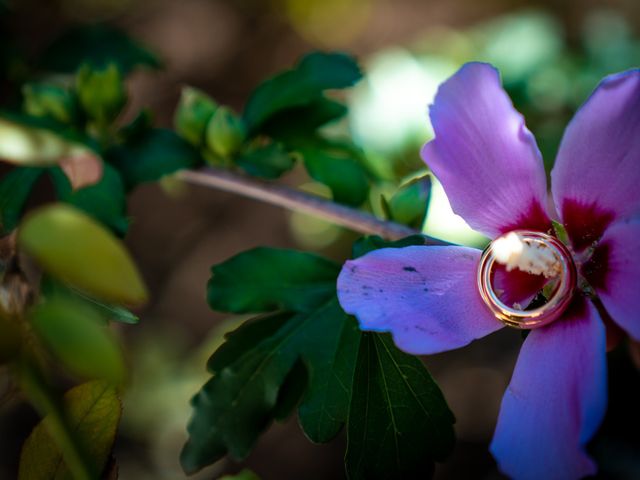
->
<box><xmin>2</xmin><ymin>0</ymin><xmax>640</xmax><ymax>478</ymax></box>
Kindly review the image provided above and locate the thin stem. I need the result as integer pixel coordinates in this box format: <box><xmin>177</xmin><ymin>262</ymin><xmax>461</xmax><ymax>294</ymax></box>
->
<box><xmin>178</xmin><ymin>167</ymin><xmax>450</xmax><ymax>244</ymax></box>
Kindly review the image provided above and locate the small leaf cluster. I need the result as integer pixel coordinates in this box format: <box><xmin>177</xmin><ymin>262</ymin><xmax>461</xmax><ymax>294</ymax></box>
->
<box><xmin>182</xmin><ymin>240</ymin><xmax>455</xmax><ymax>479</ymax></box>
<box><xmin>175</xmin><ymin>52</ymin><xmax>373</xmax><ymax>206</ymax></box>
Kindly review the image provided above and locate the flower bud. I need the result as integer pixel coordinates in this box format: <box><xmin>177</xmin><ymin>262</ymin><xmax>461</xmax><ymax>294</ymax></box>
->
<box><xmin>23</xmin><ymin>83</ymin><xmax>77</xmax><ymax>124</ymax></box>
<box><xmin>174</xmin><ymin>87</ymin><xmax>218</xmax><ymax>146</ymax></box>
<box><xmin>205</xmin><ymin>106</ymin><xmax>246</xmax><ymax>157</ymax></box>
<box><xmin>76</xmin><ymin>63</ymin><xmax>127</xmax><ymax>125</ymax></box>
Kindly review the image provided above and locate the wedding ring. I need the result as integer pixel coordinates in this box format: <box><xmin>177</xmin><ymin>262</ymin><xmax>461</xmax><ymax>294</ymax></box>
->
<box><xmin>477</xmin><ymin>230</ymin><xmax>576</xmax><ymax>329</ymax></box>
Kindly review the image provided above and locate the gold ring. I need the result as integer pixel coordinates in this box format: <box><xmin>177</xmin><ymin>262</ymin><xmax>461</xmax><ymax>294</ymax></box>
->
<box><xmin>477</xmin><ymin>230</ymin><xmax>576</xmax><ymax>329</ymax></box>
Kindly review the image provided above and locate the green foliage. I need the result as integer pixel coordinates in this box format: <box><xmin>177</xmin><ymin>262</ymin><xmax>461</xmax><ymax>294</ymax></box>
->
<box><xmin>19</xmin><ymin>380</ymin><xmax>122</xmax><ymax>480</ymax></box>
<box><xmin>50</xmin><ymin>163</ymin><xmax>129</xmax><ymax>235</ymax></box>
<box><xmin>106</xmin><ymin>128</ymin><xmax>200</xmax><ymax>188</ymax></box>
<box><xmin>220</xmin><ymin>470</ymin><xmax>261</xmax><ymax>480</ymax></box>
<box><xmin>262</xmin><ymin>97</ymin><xmax>348</xmax><ymax>140</ymax></box>
<box><xmin>17</xmin><ymin>204</ymin><xmax>148</xmax><ymax>306</ymax></box>
<box><xmin>207</xmin><ymin>247</ymin><xmax>340</xmax><ymax>313</ymax></box>
<box><xmin>40</xmin><ymin>24</ymin><xmax>161</xmax><ymax>74</ymax></box>
<box><xmin>0</xmin><ymin>167</ymin><xmax>43</xmax><ymax>234</ymax></box>
<box><xmin>76</xmin><ymin>63</ymin><xmax>127</xmax><ymax>127</ymax></box>
<box><xmin>184</xmin><ymin>245</ymin><xmax>455</xmax><ymax>477</ymax></box>
<box><xmin>243</xmin><ymin>52</ymin><xmax>362</xmax><ymax>132</ymax></box>
<box><xmin>206</xmin><ymin>106</ymin><xmax>246</xmax><ymax>158</ymax></box>
<box><xmin>346</xmin><ymin>333</ymin><xmax>455</xmax><ymax>479</ymax></box>
<box><xmin>383</xmin><ymin>175</ymin><xmax>431</xmax><ymax>228</ymax></box>
<box><xmin>0</xmin><ymin>115</ymin><xmax>92</xmax><ymax>166</ymax></box>
<box><xmin>300</xmin><ymin>146</ymin><xmax>369</xmax><ymax>206</ymax></box>
<box><xmin>23</xmin><ymin>83</ymin><xmax>77</xmax><ymax>125</ymax></box>
<box><xmin>351</xmin><ymin>234</ymin><xmax>427</xmax><ymax>259</ymax></box>
<box><xmin>174</xmin><ymin>87</ymin><xmax>218</xmax><ymax>147</ymax></box>
<box><xmin>235</xmin><ymin>143</ymin><xmax>295</xmax><ymax>179</ymax></box>
<box><xmin>29</xmin><ymin>297</ymin><xmax>125</xmax><ymax>383</ymax></box>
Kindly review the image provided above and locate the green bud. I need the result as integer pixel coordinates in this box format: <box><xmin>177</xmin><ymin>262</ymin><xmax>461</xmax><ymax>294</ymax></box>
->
<box><xmin>174</xmin><ymin>86</ymin><xmax>218</xmax><ymax>146</ymax></box>
<box><xmin>205</xmin><ymin>106</ymin><xmax>246</xmax><ymax>157</ymax></box>
<box><xmin>23</xmin><ymin>83</ymin><xmax>77</xmax><ymax>124</ymax></box>
<box><xmin>76</xmin><ymin>63</ymin><xmax>127</xmax><ymax>125</ymax></box>
<box><xmin>385</xmin><ymin>175</ymin><xmax>431</xmax><ymax>229</ymax></box>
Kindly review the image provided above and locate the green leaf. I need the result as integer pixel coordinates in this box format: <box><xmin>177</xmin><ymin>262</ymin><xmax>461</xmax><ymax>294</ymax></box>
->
<box><xmin>207</xmin><ymin>247</ymin><xmax>340</xmax><ymax>314</ymax></box>
<box><xmin>106</xmin><ymin>128</ymin><xmax>200</xmax><ymax>188</ymax></box>
<box><xmin>19</xmin><ymin>380</ymin><xmax>122</xmax><ymax>480</ymax></box>
<box><xmin>385</xmin><ymin>175</ymin><xmax>431</xmax><ymax>228</ymax></box>
<box><xmin>23</xmin><ymin>83</ymin><xmax>78</xmax><ymax>125</ymax></box>
<box><xmin>40</xmin><ymin>276</ymin><xmax>139</xmax><ymax>325</ymax></box>
<box><xmin>297</xmin><ymin>307</ymin><xmax>360</xmax><ymax>443</ymax></box>
<box><xmin>262</xmin><ymin>97</ymin><xmax>348</xmax><ymax>141</ymax></box>
<box><xmin>174</xmin><ymin>87</ymin><xmax>218</xmax><ymax>147</ymax></box>
<box><xmin>346</xmin><ymin>333</ymin><xmax>455</xmax><ymax>480</ymax></box>
<box><xmin>351</xmin><ymin>235</ymin><xmax>427</xmax><ymax>259</ymax></box>
<box><xmin>50</xmin><ymin>163</ymin><xmax>128</xmax><ymax>235</ymax></box>
<box><xmin>220</xmin><ymin>470</ymin><xmax>261</xmax><ymax>480</ymax></box>
<box><xmin>76</xmin><ymin>63</ymin><xmax>127</xmax><ymax>126</ymax></box>
<box><xmin>205</xmin><ymin>106</ymin><xmax>246</xmax><ymax>157</ymax></box>
<box><xmin>243</xmin><ymin>52</ymin><xmax>362</xmax><ymax>132</ymax></box>
<box><xmin>29</xmin><ymin>297</ymin><xmax>126</xmax><ymax>383</ymax></box>
<box><xmin>300</xmin><ymin>147</ymin><xmax>369</xmax><ymax>206</ymax></box>
<box><xmin>40</xmin><ymin>24</ymin><xmax>161</xmax><ymax>74</ymax></box>
<box><xmin>0</xmin><ymin>115</ymin><xmax>93</xmax><ymax>166</ymax></box>
<box><xmin>235</xmin><ymin>143</ymin><xmax>295</xmax><ymax>179</ymax></box>
<box><xmin>181</xmin><ymin>299</ymin><xmax>358</xmax><ymax>473</ymax></box>
<box><xmin>18</xmin><ymin>204</ymin><xmax>148</xmax><ymax>305</ymax></box>
<box><xmin>0</xmin><ymin>167</ymin><xmax>43</xmax><ymax>234</ymax></box>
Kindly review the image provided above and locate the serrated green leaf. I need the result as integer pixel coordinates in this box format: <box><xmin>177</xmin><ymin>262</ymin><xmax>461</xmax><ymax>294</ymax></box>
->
<box><xmin>18</xmin><ymin>204</ymin><xmax>147</xmax><ymax>305</ymax></box>
<box><xmin>235</xmin><ymin>143</ymin><xmax>295</xmax><ymax>179</ymax></box>
<box><xmin>207</xmin><ymin>247</ymin><xmax>340</xmax><ymax>314</ymax></box>
<box><xmin>174</xmin><ymin>87</ymin><xmax>218</xmax><ymax>146</ymax></box>
<box><xmin>50</xmin><ymin>162</ymin><xmax>128</xmax><ymax>235</ymax></box>
<box><xmin>0</xmin><ymin>167</ymin><xmax>43</xmax><ymax>234</ymax></box>
<box><xmin>300</xmin><ymin>147</ymin><xmax>369</xmax><ymax>206</ymax></box>
<box><xmin>29</xmin><ymin>297</ymin><xmax>125</xmax><ymax>383</ymax></box>
<box><xmin>351</xmin><ymin>235</ymin><xmax>427</xmax><ymax>259</ymax></box>
<box><xmin>298</xmin><ymin>308</ymin><xmax>360</xmax><ymax>443</ymax></box>
<box><xmin>244</xmin><ymin>52</ymin><xmax>362</xmax><ymax>132</ymax></box>
<box><xmin>40</xmin><ymin>24</ymin><xmax>161</xmax><ymax>74</ymax></box>
<box><xmin>19</xmin><ymin>380</ymin><xmax>122</xmax><ymax>480</ymax></box>
<box><xmin>106</xmin><ymin>128</ymin><xmax>200</xmax><ymax>188</ymax></box>
<box><xmin>346</xmin><ymin>333</ymin><xmax>455</xmax><ymax>480</ymax></box>
<box><xmin>181</xmin><ymin>299</ymin><xmax>357</xmax><ymax>473</ymax></box>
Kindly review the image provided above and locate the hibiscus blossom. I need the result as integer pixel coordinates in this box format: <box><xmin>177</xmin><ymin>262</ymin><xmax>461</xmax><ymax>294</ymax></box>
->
<box><xmin>337</xmin><ymin>62</ymin><xmax>640</xmax><ymax>479</ymax></box>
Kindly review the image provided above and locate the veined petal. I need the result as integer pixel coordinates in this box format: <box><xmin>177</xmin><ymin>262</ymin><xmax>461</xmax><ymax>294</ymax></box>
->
<box><xmin>552</xmin><ymin>69</ymin><xmax>640</xmax><ymax>251</ymax></box>
<box><xmin>583</xmin><ymin>218</ymin><xmax>640</xmax><ymax>340</ymax></box>
<box><xmin>336</xmin><ymin>245</ymin><xmax>502</xmax><ymax>355</ymax></box>
<box><xmin>490</xmin><ymin>299</ymin><xmax>607</xmax><ymax>480</ymax></box>
<box><xmin>421</xmin><ymin>62</ymin><xmax>550</xmax><ymax>238</ymax></box>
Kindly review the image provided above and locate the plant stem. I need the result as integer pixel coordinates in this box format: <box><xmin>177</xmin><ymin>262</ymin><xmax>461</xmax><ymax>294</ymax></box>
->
<box><xmin>178</xmin><ymin>167</ymin><xmax>450</xmax><ymax>244</ymax></box>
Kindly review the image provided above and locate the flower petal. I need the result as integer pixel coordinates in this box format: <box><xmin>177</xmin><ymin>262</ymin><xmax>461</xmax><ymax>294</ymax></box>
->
<box><xmin>583</xmin><ymin>218</ymin><xmax>640</xmax><ymax>340</ymax></box>
<box><xmin>336</xmin><ymin>245</ymin><xmax>502</xmax><ymax>355</ymax></box>
<box><xmin>492</xmin><ymin>265</ymin><xmax>547</xmax><ymax>309</ymax></box>
<box><xmin>551</xmin><ymin>69</ymin><xmax>640</xmax><ymax>251</ymax></box>
<box><xmin>421</xmin><ymin>62</ymin><xmax>550</xmax><ymax>238</ymax></box>
<box><xmin>490</xmin><ymin>300</ymin><xmax>607</xmax><ymax>480</ymax></box>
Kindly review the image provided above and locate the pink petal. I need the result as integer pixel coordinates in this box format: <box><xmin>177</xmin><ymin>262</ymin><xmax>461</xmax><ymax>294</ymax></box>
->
<box><xmin>337</xmin><ymin>245</ymin><xmax>502</xmax><ymax>355</ymax></box>
<box><xmin>551</xmin><ymin>69</ymin><xmax>640</xmax><ymax>251</ymax></box>
<box><xmin>490</xmin><ymin>299</ymin><xmax>607</xmax><ymax>480</ymax></box>
<box><xmin>421</xmin><ymin>62</ymin><xmax>551</xmax><ymax>238</ymax></box>
<box><xmin>583</xmin><ymin>218</ymin><xmax>640</xmax><ymax>340</ymax></box>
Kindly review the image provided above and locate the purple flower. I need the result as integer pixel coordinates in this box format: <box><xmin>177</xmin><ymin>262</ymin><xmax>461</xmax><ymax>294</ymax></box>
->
<box><xmin>337</xmin><ymin>63</ymin><xmax>640</xmax><ymax>479</ymax></box>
